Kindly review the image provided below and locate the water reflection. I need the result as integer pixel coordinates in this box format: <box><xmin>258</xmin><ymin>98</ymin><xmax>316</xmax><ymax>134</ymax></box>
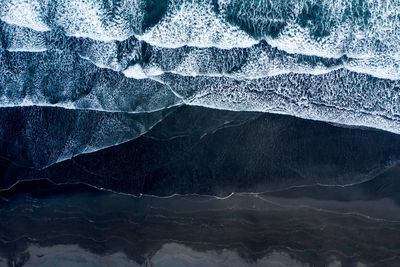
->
<box><xmin>1</xmin><ymin>179</ymin><xmax>399</xmax><ymax>266</ymax></box>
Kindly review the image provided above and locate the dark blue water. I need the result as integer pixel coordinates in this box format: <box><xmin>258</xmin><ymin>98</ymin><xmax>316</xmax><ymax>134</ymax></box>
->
<box><xmin>1</xmin><ymin>177</ymin><xmax>400</xmax><ymax>266</ymax></box>
<box><xmin>1</xmin><ymin>0</ymin><xmax>400</xmax><ymax>266</ymax></box>
<box><xmin>0</xmin><ymin>105</ymin><xmax>399</xmax><ymax>266</ymax></box>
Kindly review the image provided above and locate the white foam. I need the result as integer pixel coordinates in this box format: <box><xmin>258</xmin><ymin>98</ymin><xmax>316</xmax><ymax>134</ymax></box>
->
<box><xmin>138</xmin><ymin>0</ymin><xmax>257</xmax><ymax>49</ymax></box>
<box><xmin>3</xmin><ymin>20</ymin><xmax>399</xmax><ymax>81</ymax></box>
<box><xmin>159</xmin><ymin>71</ymin><xmax>400</xmax><ymax>134</ymax></box>
<box><xmin>53</xmin><ymin>0</ymin><xmax>143</xmax><ymax>42</ymax></box>
<box><xmin>3</xmin><ymin>24</ymin><xmax>48</xmax><ymax>52</ymax></box>
<box><xmin>137</xmin><ymin>44</ymin><xmax>343</xmax><ymax>81</ymax></box>
<box><xmin>231</xmin><ymin>0</ymin><xmax>400</xmax><ymax>62</ymax></box>
<box><xmin>138</xmin><ymin>42</ymin><xmax>400</xmax><ymax>80</ymax></box>
<box><xmin>123</xmin><ymin>64</ymin><xmax>148</xmax><ymax>79</ymax></box>
<box><xmin>0</xmin><ymin>0</ymin><xmax>50</xmax><ymax>32</ymax></box>
<box><xmin>345</xmin><ymin>56</ymin><xmax>400</xmax><ymax>80</ymax></box>
<box><xmin>144</xmin><ymin>66</ymin><xmax>165</xmax><ymax>77</ymax></box>
<box><xmin>226</xmin><ymin>45</ymin><xmax>343</xmax><ymax>79</ymax></box>
<box><xmin>2</xmin><ymin>0</ymin><xmax>400</xmax><ymax>62</ymax></box>
<box><xmin>264</xmin><ymin>21</ymin><xmax>348</xmax><ymax>59</ymax></box>
<box><xmin>6</xmin><ymin>47</ymin><xmax>48</xmax><ymax>52</ymax></box>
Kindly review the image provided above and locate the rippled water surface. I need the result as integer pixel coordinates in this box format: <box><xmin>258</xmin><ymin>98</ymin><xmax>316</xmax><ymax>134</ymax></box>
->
<box><xmin>1</xmin><ymin>0</ymin><xmax>400</xmax><ymax>266</ymax></box>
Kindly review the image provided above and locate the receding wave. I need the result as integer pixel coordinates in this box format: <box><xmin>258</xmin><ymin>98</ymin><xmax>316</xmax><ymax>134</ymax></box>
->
<box><xmin>1</xmin><ymin>0</ymin><xmax>400</xmax><ymax>133</ymax></box>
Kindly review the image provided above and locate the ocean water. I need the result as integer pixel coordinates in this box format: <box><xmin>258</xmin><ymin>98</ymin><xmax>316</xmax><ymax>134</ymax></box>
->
<box><xmin>0</xmin><ymin>0</ymin><xmax>399</xmax><ymax>133</ymax></box>
<box><xmin>1</xmin><ymin>176</ymin><xmax>400</xmax><ymax>266</ymax></box>
<box><xmin>1</xmin><ymin>1</ymin><xmax>400</xmax><ymax>266</ymax></box>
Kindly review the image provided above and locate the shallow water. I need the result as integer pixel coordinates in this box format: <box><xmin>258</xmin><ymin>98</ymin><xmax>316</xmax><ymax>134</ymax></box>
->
<box><xmin>1</xmin><ymin>0</ymin><xmax>400</xmax><ymax>133</ymax></box>
<box><xmin>1</xmin><ymin>1</ymin><xmax>400</xmax><ymax>265</ymax></box>
<box><xmin>0</xmin><ymin>105</ymin><xmax>399</xmax><ymax>266</ymax></box>
<box><xmin>1</xmin><ymin>178</ymin><xmax>400</xmax><ymax>266</ymax></box>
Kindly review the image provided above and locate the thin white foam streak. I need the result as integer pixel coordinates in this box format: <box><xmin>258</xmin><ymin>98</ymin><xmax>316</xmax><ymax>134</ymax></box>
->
<box><xmin>1</xmin><ymin>177</ymin><xmax>399</xmax><ymax>223</ymax></box>
<box><xmin>0</xmin><ymin>105</ymin><xmax>180</xmax><ymax>170</ymax></box>
<box><xmin>0</xmin><ymin>102</ymin><xmax>183</xmax><ymax>115</ymax></box>
<box><xmin>254</xmin><ymin>194</ymin><xmax>400</xmax><ymax>223</ymax></box>
<box><xmin>51</xmin><ymin>110</ymin><xmax>178</xmax><ymax>169</ymax></box>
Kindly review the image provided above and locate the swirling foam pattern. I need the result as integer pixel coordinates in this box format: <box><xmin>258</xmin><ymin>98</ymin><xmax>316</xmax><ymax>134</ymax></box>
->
<box><xmin>0</xmin><ymin>0</ymin><xmax>400</xmax><ymax>134</ymax></box>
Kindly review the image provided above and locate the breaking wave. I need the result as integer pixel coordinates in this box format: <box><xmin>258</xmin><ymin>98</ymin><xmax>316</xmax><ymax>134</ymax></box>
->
<box><xmin>1</xmin><ymin>0</ymin><xmax>400</xmax><ymax>133</ymax></box>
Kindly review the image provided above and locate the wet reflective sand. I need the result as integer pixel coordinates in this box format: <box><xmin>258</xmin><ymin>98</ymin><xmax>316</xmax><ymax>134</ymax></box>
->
<box><xmin>1</xmin><ymin>177</ymin><xmax>400</xmax><ymax>266</ymax></box>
